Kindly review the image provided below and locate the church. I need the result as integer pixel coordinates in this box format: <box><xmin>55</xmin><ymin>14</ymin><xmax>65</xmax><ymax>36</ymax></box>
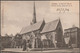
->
<box><xmin>20</xmin><ymin>2</ymin><xmax>63</xmax><ymax>49</ymax></box>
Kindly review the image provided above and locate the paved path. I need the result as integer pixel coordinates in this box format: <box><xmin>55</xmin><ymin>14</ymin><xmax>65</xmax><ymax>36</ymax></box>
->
<box><xmin>1</xmin><ymin>48</ymin><xmax>80</xmax><ymax>53</ymax></box>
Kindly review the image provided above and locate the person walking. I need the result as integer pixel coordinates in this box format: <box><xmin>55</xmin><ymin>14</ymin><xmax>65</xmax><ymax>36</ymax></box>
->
<box><xmin>23</xmin><ymin>39</ymin><xmax>26</xmax><ymax>51</ymax></box>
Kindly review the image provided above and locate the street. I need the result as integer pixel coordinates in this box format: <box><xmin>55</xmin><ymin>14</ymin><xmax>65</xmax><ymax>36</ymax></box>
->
<box><xmin>1</xmin><ymin>48</ymin><xmax>80</xmax><ymax>53</ymax></box>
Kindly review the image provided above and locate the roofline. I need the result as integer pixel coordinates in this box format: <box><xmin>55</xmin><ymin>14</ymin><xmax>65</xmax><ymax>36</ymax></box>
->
<box><xmin>20</xmin><ymin>20</ymin><xmax>45</xmax><ymax>35</ymax></box>
<box><xmin>40</xmin><ymin>30</ymin><xmax>56</xmax><ymax>34</ymax></box>
<box><xmin>20</xmin><ymin>29</ymin><xmax>40</xmax><ymax>35</ymax></box>
<box><xmin>64</xmin><ymin>27</ymin><xmax>79</xmax><ymax>31</ymax></box>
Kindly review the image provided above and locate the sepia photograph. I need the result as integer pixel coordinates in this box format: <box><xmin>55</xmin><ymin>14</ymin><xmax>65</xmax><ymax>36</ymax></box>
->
<box><xmin>0</xmin><ymin>0</ymin><xmax>80</xmax><ymax>53</ymax></box>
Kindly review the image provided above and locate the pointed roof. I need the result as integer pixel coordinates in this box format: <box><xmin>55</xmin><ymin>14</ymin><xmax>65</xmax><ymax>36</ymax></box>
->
<box><xmin>20</xmin><ymin>20</ymin><xmax>45</xmax><ymax>34</ymax></box>
<box><xmin>31</xmin><ymin>1</ymin><xmax>37</xmax><ymax>24</ymax></box>
<box><xmin>41</xmin><ymin>19</ymin><xmax>60</xmax><ymax>33</ymax></box>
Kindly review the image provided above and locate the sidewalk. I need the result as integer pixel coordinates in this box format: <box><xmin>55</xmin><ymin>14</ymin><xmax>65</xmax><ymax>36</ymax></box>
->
<box><xmin>1</xmin><ymin>48</ymin><xmax>80</xmax><ymax>53</ymax></box>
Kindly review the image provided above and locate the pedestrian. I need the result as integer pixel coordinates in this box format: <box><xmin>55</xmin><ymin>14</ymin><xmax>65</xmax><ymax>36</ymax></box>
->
<box><xmin>26</xmin><ymin>43</ymin><xmax>30</xmax><ymax>51</ymax></box>
<box><xmin>23</xmin><ymin>39</ymin><xmax>26</xmax><ymax>51</ymax></box>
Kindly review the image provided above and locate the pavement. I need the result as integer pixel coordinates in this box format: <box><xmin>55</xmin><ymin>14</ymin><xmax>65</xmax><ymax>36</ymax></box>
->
<box><xmin>1</xmin><ymin>48</ymin><xmax>80</xmax><ymax>53</ymax></box>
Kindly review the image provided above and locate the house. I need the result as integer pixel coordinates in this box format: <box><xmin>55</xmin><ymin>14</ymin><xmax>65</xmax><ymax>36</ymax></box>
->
<box><xmin>64</xmin><ymin>27</ymin><xmax>80</xmax><ymax>48</ymax></box>
<box><xmin>40</xmin><ymin>19</ymin><xmax>63</xmax><ymax>48</ymax></box>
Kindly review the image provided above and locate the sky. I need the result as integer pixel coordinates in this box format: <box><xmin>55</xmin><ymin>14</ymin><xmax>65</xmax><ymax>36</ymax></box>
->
<box><xmin>1</xmin><ymin>1</ymin><xmax>79</xmax><ymax>36</ymax></box>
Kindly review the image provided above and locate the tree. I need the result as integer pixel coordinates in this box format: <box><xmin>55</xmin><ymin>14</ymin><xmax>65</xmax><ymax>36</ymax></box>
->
<box><xmin>13</xmin><ymin>33</ymin><xmax>23</xmax><ymax>48</ymax></box>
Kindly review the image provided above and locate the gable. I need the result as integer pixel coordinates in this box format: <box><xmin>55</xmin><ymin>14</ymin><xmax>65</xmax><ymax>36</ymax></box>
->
<box><xmin>41</xmin><ymin>19</ymin><xmax>60</xmax><ymax>33</ymax></box>
<box><xmin>56</xmin><ymin>20</ymin><xmax>63</xmax><ymax>32</ymax></box>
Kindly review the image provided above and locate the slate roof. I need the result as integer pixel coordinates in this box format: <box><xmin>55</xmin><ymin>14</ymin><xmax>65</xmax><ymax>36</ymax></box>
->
<box><xmin>20</xmin><ymin>20</ymin><xmax>45</xmax><ymax>34</ymax></box>
<box><xmin>41</xmin><ymin>19</ymin><xmax>60</xmax><ymax>33</ymax></box>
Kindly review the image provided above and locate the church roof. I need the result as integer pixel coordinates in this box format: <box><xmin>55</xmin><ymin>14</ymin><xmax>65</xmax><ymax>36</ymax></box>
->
<box><xmin>20</xmin><ymin>20</ymin><xmax>45</xmax><ymax>34</ymax></box>
<box><xmin>41</xmin><ymin>19</ymin><xmax>60</xmax><ymax>33</ymax></box>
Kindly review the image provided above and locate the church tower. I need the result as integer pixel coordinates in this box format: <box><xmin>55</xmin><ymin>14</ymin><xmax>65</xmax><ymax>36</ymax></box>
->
<box><xmin>31</xmin><ymin>1</ymin><xmax>37</xmax><ymax>25</ymax></box>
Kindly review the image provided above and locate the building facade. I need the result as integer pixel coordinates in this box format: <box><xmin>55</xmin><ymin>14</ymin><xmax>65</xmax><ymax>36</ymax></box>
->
<box><xmin>41</xmin><ymin>19</ymin><xmax>63</xmax><ymax>48</ymax></box>
<box><xmin>20</xmin><ymin>20</ymin><xmax>45</xmax><ymax>48</ymax></box>
<box><xmin>20</xmin><ymin>19</ymin><xmax>64</xmax><ymax>49</ymax></box>
<box><xmin>64</xmin><ymin>27</ymin><xmax>80</xmax><ymax>48</ymax></box>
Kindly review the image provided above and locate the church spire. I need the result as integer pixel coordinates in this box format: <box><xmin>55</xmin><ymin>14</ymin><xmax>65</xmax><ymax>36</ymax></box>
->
<box><xmin>31</xmin><ymin>1</ymin><xmax>37</xmax><ymax>25</ymax></box>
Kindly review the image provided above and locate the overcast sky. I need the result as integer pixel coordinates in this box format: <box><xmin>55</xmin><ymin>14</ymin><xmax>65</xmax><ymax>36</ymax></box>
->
<box><xmin>1</xmin><ymin>1</ymin><xmax>79</xmax><ymax>36</ymax></box>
